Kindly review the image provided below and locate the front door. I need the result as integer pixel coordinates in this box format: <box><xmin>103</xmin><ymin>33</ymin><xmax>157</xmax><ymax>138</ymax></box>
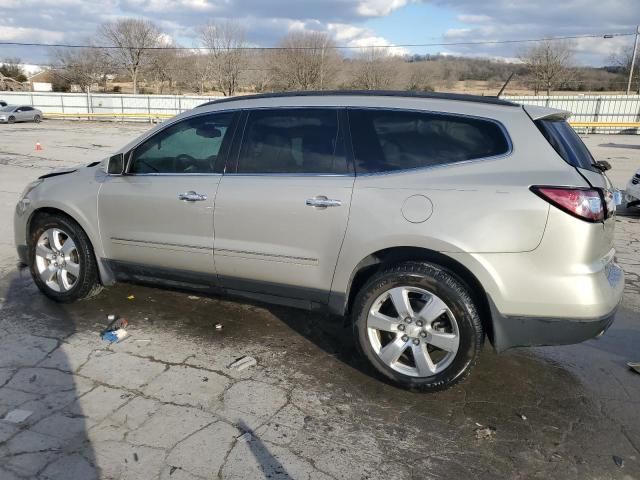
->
<box><xmin>214</xmin><ymin>108</ymin><xmax>354</xmax><ymax>303</ymax></box>
<box><xmin>98</xmin><ymin>111</ymin><xmax>237</xmax><ymax>278</ymax></box>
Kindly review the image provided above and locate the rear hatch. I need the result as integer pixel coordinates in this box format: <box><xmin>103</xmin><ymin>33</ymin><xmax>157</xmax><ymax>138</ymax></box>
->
<box><xmin>525</xmin><ymin>105</ymin><xmax>616</xmax><ymax>253</ymax></box>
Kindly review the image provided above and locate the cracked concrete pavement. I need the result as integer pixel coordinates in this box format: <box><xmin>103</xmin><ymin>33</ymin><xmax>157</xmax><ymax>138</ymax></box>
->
<box><xmin>0</xmin><ymin>121</ymin><xmax>639</xmax><ymax>479</ymax></box>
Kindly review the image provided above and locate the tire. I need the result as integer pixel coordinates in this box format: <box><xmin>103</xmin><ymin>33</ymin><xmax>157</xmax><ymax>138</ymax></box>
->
<box><xmin>352</xmin><ymin>261</ymin><xmax>483</xmax><ymax>391</ymax></box>
<box><xmin>29</xmin><ymin>213</ymin><xmax>103</xmax><ymax>303</ymax></box>
<box><xmin>33</xmin><ymin>115</ymin><xmax>41</xmax><ymax>123</ymax></box>
<box><xmin>7</xmin><ymin>116</ymin><xmax>15</xmax><ymax>124</ymax></box>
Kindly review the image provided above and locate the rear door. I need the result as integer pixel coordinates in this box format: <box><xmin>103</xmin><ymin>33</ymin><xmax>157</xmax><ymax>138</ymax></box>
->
<box><xmin>14</xmin><ymin>107</ymin><xmax>29</xmax><ymax>122</ymax></box>
<box><xmin>213</xmin><ymin>108</ymin><xmax>354</xmax><ymax>303</ymax></box>
<box><xmin>98</xmin><ymin>111</ymin><xmax>237</xmax><ymax>277</ymax></box>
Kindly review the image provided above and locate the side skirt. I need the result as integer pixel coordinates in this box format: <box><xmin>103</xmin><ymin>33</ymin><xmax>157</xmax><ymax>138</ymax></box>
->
<box><xmin>104</xmin><ymin>259</ymin><xmax>330</xmax><ymax>312</ymax></box>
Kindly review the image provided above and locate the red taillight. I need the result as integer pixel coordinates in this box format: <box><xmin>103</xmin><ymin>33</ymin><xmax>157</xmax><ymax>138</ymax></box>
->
<box><xmin>531</xmin><ymin>186</ymin><xmax>604</xmax><ymax>222</ymax></box>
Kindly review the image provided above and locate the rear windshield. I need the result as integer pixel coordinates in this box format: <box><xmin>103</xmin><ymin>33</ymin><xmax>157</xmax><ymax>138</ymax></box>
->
<box><xmin>535</xmin><ymin>119</ymin><xmax>598</xmax><ymax>173</ymax></box>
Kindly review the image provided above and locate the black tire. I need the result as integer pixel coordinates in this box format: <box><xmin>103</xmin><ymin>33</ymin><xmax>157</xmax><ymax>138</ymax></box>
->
<box><xmin>7</xmin><ymin>116</ymin><xmax>15</xmax><ymax>124</ymax></box>
<box><xmin>352</xmin><ymin>261</ymin><xmax>483</xmax><ymax>391</ymax></box>
<box><xmin>29</xmin><ymin>213</ymin><xmax>103</xmax><ymax>303</ymax></box>
<box><xmin>33</xmin><ymin>115</ymin><xmax>41</xmax><ymax>123</ymax></box>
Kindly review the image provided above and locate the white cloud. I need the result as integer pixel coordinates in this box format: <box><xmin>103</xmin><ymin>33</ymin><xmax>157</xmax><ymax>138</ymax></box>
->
<box><xmin>356</xmin><ymin>0</ymin><xmax>410</xmax><ymax>16</ymax></box>
<box><xmin>424</xmin><ymin>0</ymin><xmax>639</xmax><ymax>65</ymax></box>
<box><xmin>0</xmin><ymin>26</ymin><xmax>65</xmax><ymax>43</ymax></box>
<box><xmin>456</xmin><ymin>14</ymin><xmax>491</xmax><ymax>23</ymax></box>
<box><xmin>327</xmin><ymin>23</ymin><xmax>409</xmax><ymax>55</ymax></box>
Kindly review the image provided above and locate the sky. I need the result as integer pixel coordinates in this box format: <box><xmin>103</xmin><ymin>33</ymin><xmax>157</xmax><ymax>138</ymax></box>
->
<box><xmin>0</xmin><ymin>0</ymin><xmax>638</xmax><ymax>67</ymax></box>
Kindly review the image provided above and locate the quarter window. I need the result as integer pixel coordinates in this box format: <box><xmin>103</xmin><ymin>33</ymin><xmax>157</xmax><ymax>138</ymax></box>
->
<box><xmin>348</xmin><ymin>109</ymin><xmax>510</xmax><ymax>174</ymax></box>
<box><xmin>129</xmin><ymin>112</ymin><xmax>234</xmax><ymax>174</ymax></box>
<box><xmin>236</xmin><ymin>109</ymin><xmax>349</xmax><ymax>174</ymax></box>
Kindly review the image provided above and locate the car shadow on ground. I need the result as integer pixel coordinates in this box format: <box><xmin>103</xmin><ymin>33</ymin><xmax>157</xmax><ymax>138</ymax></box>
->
<box><xmin>598</xmin><ymin>143</ymin><xmax>640</xmax><ymax>150</ymax></box>
<box><xmin>0</xmin><ymin>270</ymin><xmax>99</xmax><ymax>478</ymax></box>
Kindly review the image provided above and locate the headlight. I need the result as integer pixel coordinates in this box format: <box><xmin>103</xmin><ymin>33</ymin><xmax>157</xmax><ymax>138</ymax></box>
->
<box><xmin>0</xmin><ymin>116</ymin><xmax>6</xmax><ymax>120</ymax></box>
<box><xmin>20</xmin><ymin>179</ymin><xmax>43</xmax><ymax>199</ymax></box>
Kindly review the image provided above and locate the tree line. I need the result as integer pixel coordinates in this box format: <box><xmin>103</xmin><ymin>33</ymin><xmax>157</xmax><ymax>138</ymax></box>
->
<box><xmin>2</xmin><ymin>17</ymin><xmax>639</xmax><ymax>96</ymax></box>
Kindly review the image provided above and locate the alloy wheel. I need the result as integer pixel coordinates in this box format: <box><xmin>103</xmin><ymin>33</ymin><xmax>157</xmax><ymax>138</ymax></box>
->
<box><xmin>34</xmin><ymin>228</ymin><xmax>81</xmax><ymax>293</ymax></box>
<box><xmin>367</xmin><ymin>286</ymin><xmax>460</xmax><ymax>377</ymax></box>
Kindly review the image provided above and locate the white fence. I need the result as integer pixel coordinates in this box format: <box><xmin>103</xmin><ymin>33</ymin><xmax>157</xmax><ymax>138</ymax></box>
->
<box><xmin>503</xmin><ymin>95</ymin><xmax>640</xmax><ymax>134</ymax></box>
<box><xmin>1</xmin><ymin>91</ymin><xmax>640</xmax><ymax>133</ymax></box>
<box><xmin>0</xmin><ymin>91</ymin><xmax>223</xmax><ymax>121</ymax></box>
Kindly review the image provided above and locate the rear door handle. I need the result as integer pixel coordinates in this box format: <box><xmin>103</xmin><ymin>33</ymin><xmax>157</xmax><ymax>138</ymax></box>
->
<box><xmin>306</xmin><ymin>196</ymin><xmax>342</xmax><ymax>208</ymax></box>
<box><xmin>178</xmin><ymin>191</ymin><xmax>207</xmax><ymax>202</ymax></box>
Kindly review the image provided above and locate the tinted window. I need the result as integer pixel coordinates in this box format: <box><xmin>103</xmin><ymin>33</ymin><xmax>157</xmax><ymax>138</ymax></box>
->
<box><xmin>22</xmin><ymin>106</ymin><xmax>33</xmax><ymax>111</ymax></box>
<box><xmin>535</xmin><ymin>119</ymin><xmax>598</xmax><ymax>173</ymax></box>
<box><xmin>237</xmin><ymin>109</ymin><xmax>348</xmax><ymax>174</ymax></box>
<box><xmin>130</xmin><ymin>112</ymin><xmax>234</xmax><ymax>174</ymax></box>
<box><xmin>349</xmin><ymin>109</ymin><xmax>510</xmax><ymax>174</ymax></box>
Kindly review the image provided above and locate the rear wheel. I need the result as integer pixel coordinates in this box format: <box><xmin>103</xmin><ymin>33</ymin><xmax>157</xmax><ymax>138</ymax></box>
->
<box><xmin>352</xmin><ymin>261</ymin><xmax>483</xmax><ymax>391</ymax></box>
<box><xmin>33</xmin><ymin>115</ymin><xmax>41</xmax><ymax>123</ymax></box>
<box><xmin>29</xmin><ymin>214</ymin><xmax>103</xmax><ymax>302</ymax></box>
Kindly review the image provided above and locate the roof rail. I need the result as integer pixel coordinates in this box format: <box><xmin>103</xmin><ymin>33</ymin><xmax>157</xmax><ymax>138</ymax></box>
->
<box><xmin>197</xmin><ymin>90</ymin><xmax>518</xmax><ymax>108</ymax></box>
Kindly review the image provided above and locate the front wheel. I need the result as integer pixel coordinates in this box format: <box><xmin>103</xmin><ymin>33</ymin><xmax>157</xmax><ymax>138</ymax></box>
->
<box><xmin>7</xmin><ymin>116</ymin><xmax>15</xmax><ymax>124</ymax></box>
<box><xmin>352</xmin><ymin>261</ymin><xmax>483</xmax><ymax>391</ymax></box>
<box><xmin>29</xmin><ymin>214</ymin><xmax>103</xmax><ymax>302</ymax></box>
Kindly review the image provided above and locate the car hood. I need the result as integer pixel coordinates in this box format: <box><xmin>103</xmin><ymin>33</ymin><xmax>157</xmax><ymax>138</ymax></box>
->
<box><xmin>38</xmin><ymin>167</ymin><xmax>78</xmax><ymax>180</ymax></box>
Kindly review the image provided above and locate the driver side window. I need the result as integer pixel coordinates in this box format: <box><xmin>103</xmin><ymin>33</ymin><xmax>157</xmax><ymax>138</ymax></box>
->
<box><xmin>129</xmin><ymin>112</ymin><xmax>234</xmax><ymax>174</ymax></box>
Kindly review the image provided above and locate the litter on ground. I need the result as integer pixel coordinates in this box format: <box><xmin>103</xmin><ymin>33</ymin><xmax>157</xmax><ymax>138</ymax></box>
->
<box><xmin>101</xmin><ymin>315</ymin><xmax>130</xmax><ymax>343</ymax></box>
<box><xmin>474</xmin><ymin>425</ymin><xmax>496</xmax><ymax>440</ymax></box>
<box><xmin>627</xmin><ymin>362</ymin><xmax>640</xmax><ymax>374</ymax></box>
<box><xmin>229</xmin><ymin>356</ymin><xmax>257</xmax><ymax>371</ymax></box>
<box><xmin>3</xmin><ymin>409</ymin><xmax>33</xmax><ymax>424</ymax></box>
<box><xmin>237</xmin><ymin>432</ymin><xmax>252</xmax><ymax>442</ymax></box>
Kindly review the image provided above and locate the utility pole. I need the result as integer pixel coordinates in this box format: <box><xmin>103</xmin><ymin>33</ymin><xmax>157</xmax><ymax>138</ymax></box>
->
<box><xmin>626</xmin><ymin>25</ymin><xmax>640</xmax><ymax>95</ymax></box>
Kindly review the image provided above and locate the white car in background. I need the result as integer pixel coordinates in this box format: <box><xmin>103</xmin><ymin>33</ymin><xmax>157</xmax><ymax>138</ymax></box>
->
<box><xmin>625</xmin><ymin>168</ymin><xmax>640</xmax><ymax>208</ymax></box>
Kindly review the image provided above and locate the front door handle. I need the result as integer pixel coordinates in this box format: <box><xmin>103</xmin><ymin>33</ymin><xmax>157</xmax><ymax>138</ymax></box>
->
<box><xmin>178</xmin><ymin>191</ymin><xmax>208</xmax><ymax>202</ymax></box>
<box><xmin>305</xmin><ymin>196</ymin><xmax>342</xmax><ymax>208</ymax></box>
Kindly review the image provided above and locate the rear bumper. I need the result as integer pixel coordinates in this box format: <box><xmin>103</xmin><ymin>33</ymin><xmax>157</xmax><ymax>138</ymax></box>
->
<box><xmin>489</xmin><ymin>297</ymin><xmax>619</xmax><ymax>352</ymax></box>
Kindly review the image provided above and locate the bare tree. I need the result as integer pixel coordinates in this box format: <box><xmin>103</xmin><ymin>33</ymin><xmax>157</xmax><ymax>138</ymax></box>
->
<box><xmin>146</xmin><ymin>40</ymin><xmax>180</xmax><ymax>94</ymax></box>
<box><xmin>0</xmin><ymin>58</ymin><xmax>27</xmax><ymax>82</ymax></box>
<box><xmin>244</xmin><ymin>51</ymin><xmax>274</xmax><ymax>92</ymax></box>
<box><xmin>200</xmin><ymin>21</ymin><xmax>247</xmax><ymax>96</ymax></box>
<box><xmin>519</xmin><ymin>40</ymin><xmax>573</xmax><ymax>95</ymax></box>
<box><xmin>405</xmin><ymin>62</ymin><xmax>435</xmax><ymax>92</ymax></box>
<box><xmin>271</xmin><ymin>31</ymin><xmax>339</xmax><ymax>90</ymax></box>
<box><xmin>99</xmin><ymin>18</ymin><xmax>161</xmax><ymax>94</ymax></box>
<box><xmin>52</xmin><ymin>46</ymin><xmax>110</xmax><ymax>93</ymax></box>
<box><xmin>611</xmin><ymin>46</ymin><xmax>640</xmax><ymax>94</ymax></box>
<box><xmin>175</xmin><ymin>53</ymin><xmax>212</xmax><ymax>94</ymax></box>
<box><xmin>351</xmin><ymin>47</ymin><xmax>398</xmax><ymax>90</ymax></box>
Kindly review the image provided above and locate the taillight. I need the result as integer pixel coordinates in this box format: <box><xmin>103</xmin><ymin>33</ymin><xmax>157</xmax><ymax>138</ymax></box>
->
<box><xmin>531</xmin><ymin>186</ymin><xmax>604</xmax><ymax>222</ymax></box>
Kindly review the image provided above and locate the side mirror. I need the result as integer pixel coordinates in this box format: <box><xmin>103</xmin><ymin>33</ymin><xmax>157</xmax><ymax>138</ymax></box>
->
<box><xmin>594</xmin><ymin>160</ymin><xmax>612</xmax><ymax>172</ymax></box>
<box><xmin>107</xmin><ymin>153</ymin><xmax>125</xmax><ymax>175</ymax></box>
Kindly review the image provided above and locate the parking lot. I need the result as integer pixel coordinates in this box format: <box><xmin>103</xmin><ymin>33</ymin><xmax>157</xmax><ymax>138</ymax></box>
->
<box><xmin>0</xmin><ymin>120</ymin><xmax>639</xmax><ymax>479</ymax></box>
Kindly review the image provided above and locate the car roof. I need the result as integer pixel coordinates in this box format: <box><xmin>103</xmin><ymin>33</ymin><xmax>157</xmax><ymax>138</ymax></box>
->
<box><xmin>198</xmin><ymin>90</ymin><xmax>518</xmax><ymax>109</ymax></box>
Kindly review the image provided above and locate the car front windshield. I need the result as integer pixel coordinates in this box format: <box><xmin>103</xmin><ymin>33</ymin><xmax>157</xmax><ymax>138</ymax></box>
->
<box><xmin>0</xmin><ymin>106</ymin><xmax>14</xmax><ymax>112</ymax></box>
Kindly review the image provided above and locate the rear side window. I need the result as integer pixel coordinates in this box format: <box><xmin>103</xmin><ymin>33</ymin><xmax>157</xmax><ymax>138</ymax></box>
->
<box><xmin>348</xmin><ymin>109</ymin><xmax>510</xmax><ymax>174</ymax></box>
<box><xmin>535</xmin><ymin>119</ymin><xmax>597</xmax><ymax>172</ymax></box>
<box><xmin>237</xmin><ymin>109</ymin><xmax>349</xmax><ymax>174</ymax></box>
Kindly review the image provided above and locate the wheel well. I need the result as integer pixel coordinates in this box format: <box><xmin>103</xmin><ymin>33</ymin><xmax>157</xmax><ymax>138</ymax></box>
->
<box><xmin>27</xmin><ymin>207</ymin><xmax>76</xmax><ymax>237</ymax></box>
<box><xmin>346</xmin><ymin>247</ymin><xmax>494</xmax><ymax>344</ymax></box>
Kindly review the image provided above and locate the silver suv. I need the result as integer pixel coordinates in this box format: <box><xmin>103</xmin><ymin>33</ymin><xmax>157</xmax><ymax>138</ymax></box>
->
<box><xmin>14</xmin><ymin>91</ymin><xmax>624</xmax><ymax>391</ymax></box>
